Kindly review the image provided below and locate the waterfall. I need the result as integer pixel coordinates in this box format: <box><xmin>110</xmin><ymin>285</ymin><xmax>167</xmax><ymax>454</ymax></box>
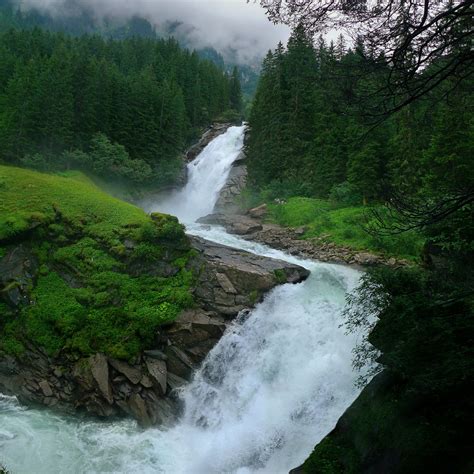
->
<box><xmin>143</xmin><ymin>125</ymin><xmax>246</xmax><ymax>223</ymax></box>
<box><xmin>0</xmin><ymin>126</ymin><xmax>368</xmax><ymax>474</ymax></box>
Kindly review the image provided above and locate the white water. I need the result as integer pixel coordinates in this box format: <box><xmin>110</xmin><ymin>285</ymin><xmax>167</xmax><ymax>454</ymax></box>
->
<box><xmin>143</xmin><ymin>126</ymin><xmax>245</xmax><ymax>223</ymax></box>
<box><xmin>0</xmin><ymin>126</ymin><xmax>368</xmax><ymax>474</ymax></box>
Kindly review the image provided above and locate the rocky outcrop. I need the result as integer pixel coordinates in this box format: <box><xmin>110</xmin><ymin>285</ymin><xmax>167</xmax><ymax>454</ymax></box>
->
<box><xmin>185</xmin><ymin>123</ymin><xmax>233</xmax><ymax>162</ymax></box>
<box><xmin>190</xmin><ymin>236</ymin><xmax>310</xmax><ymax>316</ymax></box>
<box><xmin>214</xmin><ymin>152</ymin><xmax>248</xmax><ymax>214</ymax></box>
<box><xmin>0</xmin><ymin>235</ymin><xmax>309</xmax><ymax>426</ymax></box>
<box><xmin>198</xmin><ymin>213</ymin><xmax>410</xmax><ymax>268</ymax></box>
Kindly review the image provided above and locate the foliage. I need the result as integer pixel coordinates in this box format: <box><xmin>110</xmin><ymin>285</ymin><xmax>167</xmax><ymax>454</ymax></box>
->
<box><xmin>268</xmin><ymin>197</ymin><xmax>423</xmax><ymax>260</ymax></box>
<box><xmin>0</xmin><ymin>165</ymin><xmax>195</xmax><ymax>359</ymax></box>
<box><xmin>0</xmin><ymin>28</ymin><xmax>242</xmax><ymax>188</ymax></box>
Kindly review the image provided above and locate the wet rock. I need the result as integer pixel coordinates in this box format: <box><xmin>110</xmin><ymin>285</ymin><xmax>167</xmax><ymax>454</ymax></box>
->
<box><xmin>214</xmin><ymin>163</ymin><xmax>248</xmax><ymax>214</ymax></box>
<box><xmin>127</xmin><ymin>393</ymin><xmax>151</xmax><ymax>427</ymax></box>
<box><xmin>216</xmin><ymin>272</ymin><xmax>237</xmax><ymax>294</ymax></box>
<box><xmin>231</xmin><ymin>221</ymin><xmax>263</xmax><ymax>235</ymax></box>
<box><xmin>167</xmin><ymin>372</ymin><xmax>188</xmax><ymax>391</ymax></box>
<box><xmin>145</xmin><ymin>358</ymin><xmax>167</xmax><ymax>395</ymax></box>
<box><xmin>140</xmin><ymin>375</ymin><xmax>154</xmax><ymax>388</ymax></box>
<box><xmin>39</xmin><ymin>380</ymin><xmax>53</xmax><ymax>397</ymax></box>
<box><xmin>165</xmin><ymin>346</ymin><xmax>195</xmax><ymax>381</ymax></box>
<box><xmin>89</xmin><ymin>354</ymin><xmax>113</xmax><ymax>404</ymax></box>
<box><xmin>143</xmin><ymin>350</ymin><xmax>168</xmax><ymax>361</ymax></box>
<box><xmin>190</xmin><ymin>236</ymin><xmax>310</xmax><ymax>317</ymax></box>
<box><xmin>108</xmin><ymin>358</ymin><xmax>142</xmax><ymax>385</ymax></box>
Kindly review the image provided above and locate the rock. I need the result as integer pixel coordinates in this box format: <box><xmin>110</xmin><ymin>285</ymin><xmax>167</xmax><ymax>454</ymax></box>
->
<box><xmin>53</xmin><ymin>368</ymin><xmax>63</xmax><ymax>378</ymax></box>
<box><xmin>190</xmin><ymin>236</ymin><xmax>310</xmax><ymax>316</ymax></box>
<box><xmin>231</xmin><ymin>221</ymin><xmax>263</xmax><ymax>235</ymax></box>
<box><xmin>145</xmin><ymin>358</ymin><xmax>167</xmax><ymax>395</ymax></box>
<box><xmin>248</xmin><ymin>204</ymin><xmax>268</xmax><ymax>219</ymax></box>
<box><xmin>294</xmin><ymin>226</ymin><xmax>307</xmax><ymax>237</ymax></box>
<box><xmin>167</xmin><ymin>372</ymin><xmax>188</xmax><ymax>391</ymax></box>
<box><xmin>108</xmin><ymin>359</ymin><xmax>142</xmax><ymax>385</ymax></box>
<box><xmin>90</xmin><ymin>353</ymin><xmax>113</xmax><ymax>404</ymax></box>
<box><xmin>39</xmin><ymin>380</ymin><xmax>53</xmax><ymax>397</ymax></box>
<box><xmin>127</xmin><ymin>393</ymin><xmax>151</xmax><ymax>427</ymax></box>
<box><xmin>143</xmin><ymin>350</ymin><xmax>168</xmax><ymax>361</ymax></box>
<box><xmin>216</xmin><ymin>272</ymin><xmax>237</xmax><ymax>294</ymax></box>
<box><xmin>214</xmin><ymin>163</ymin><xmax>248</xmax><ymax>214</ymax></box>
<box><xmin>165</xmin><ymin>346</ymin><xmax>195</xmax><ymax>380</ymax></box>
<box><xmin>140</xmin><ymin>375</ymin><xmax>154</xmax><ymax>388</ymax></box>
<box><xmin>354</xmin><ymin>252</ymin><xmax>382</xmax><ymax>266</ymax></box>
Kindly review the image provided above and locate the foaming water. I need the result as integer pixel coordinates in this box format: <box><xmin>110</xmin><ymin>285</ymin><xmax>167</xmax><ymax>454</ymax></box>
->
<box><xmin>0</xmin><ymin>254</ymin><xmax>363</xmax><ymax>474</ymax></box>
<box><xmin>142</xmin><ymin>125</ymin><xmax>245</xmax><ymax>224</ymax></box>
<box><xmin>0</xmin><ymin>125</ymin><xmax>370</xmax><ymax>473</ymax></box>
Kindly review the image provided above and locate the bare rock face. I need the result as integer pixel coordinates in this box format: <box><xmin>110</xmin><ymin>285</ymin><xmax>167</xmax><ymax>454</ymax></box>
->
<box><xmin>185</xmin><ymin>123</ymin><xmax>233</xmax><ymax>162</ymax></box>
<box><xmin>190</xmin><ymin>236</ymin><xmax>310</xmax><ymax>317</ymax></box>
<box><xmin>214</xmin><ymin>161</ymin><xmax>248</xmax><ymax>214</ymax></box>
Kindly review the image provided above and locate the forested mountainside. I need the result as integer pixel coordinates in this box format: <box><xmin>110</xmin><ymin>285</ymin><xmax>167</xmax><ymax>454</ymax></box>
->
<box><xmin>0</xmin><ymin>28</ymin><xmax>242</xmax><ymax>188</ymax></box>
<box><xmin>0</xmin><ymin>0</ymin><xmax>259</xmax><ymax>99</ymax></box>
<box><xmin>246</xmin><ymin>24</ymin><xmax>473</xmax><ymax>474</ymax></box>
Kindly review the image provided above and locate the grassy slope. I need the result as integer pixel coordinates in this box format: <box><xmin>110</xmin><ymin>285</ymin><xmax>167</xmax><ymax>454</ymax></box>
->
<box><xmin>0</xmin><ymin>166</ymin><xmax>149</xmax><ymax>243</ymax></box>
<box><xmin>0</xmin><ymin>165</ymin><xmax>194</xmax><ymax>359</ymax></box>
<box><xmin>267</xmin><ymin>197</ymin><xmax>423</xmax><ymax>261</ymax></box>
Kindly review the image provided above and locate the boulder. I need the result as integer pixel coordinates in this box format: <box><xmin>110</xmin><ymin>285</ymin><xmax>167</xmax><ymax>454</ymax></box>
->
<box><xmin>248</xmin><ymin>204</ymin><xmax>268</xmax><ymax>219</ymax></box>
<box><xmin>167</xmin><ymin>372</ymin><xmax>188</xmax><ymax>391</ymax></box>
<box><xmin>190</xmin><ymin>236</ymin><xmax>310</xmax><ymax>316</ymax></box>
<box><xmin>127</xmin><ymin>393</ymin><xmax>151</xmax><ymax>427</ymax></box>
<box><xmin>89</xmin><ymin>354</ymin><xmax>113</xmax><ymax>404</ymax></box>
<box><xmin>108</xmin><ymin>359</ymin><xmax>142</xmax><ymax>385</ymax></box>
<box><xmin>145</xmin><ymin>358</ymin><xmax>167</xmax><ymax>395</ymax></box>
<box><xmin>39</xmin><ymin>380</ymin><xmax>53</xmax><ymax>397</ymax></box>
<box><xmin>165</xmin><ymin>346</ymin><xmax>195</xmax><ymax>380</ymax></box>
<box><xmin>231</xmin><ymin>221</ymin><xmax>263</xmax><ymax>235</ymax></box>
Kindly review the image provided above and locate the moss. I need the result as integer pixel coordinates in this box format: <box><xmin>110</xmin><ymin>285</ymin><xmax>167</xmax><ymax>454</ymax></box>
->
<box><xmin>248</xmin><ymin>290</ymin><xmax>259</xmax><ymax>305</ymax></box>
<box><xmin>0</xmin><ymin>165</ymin><xmax>195</xmax><ymax>360</ymax></box>
<box><xmin>273</xmin><ymin>269</ymin><xmax>287</xmax><ymax>284</ymax></box>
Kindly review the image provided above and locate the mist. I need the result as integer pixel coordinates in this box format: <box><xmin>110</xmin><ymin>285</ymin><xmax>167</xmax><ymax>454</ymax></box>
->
<box><xmin>15</xmin><ymin>0</ymin><xmax>291</xmax><ymax>64</ymax></box>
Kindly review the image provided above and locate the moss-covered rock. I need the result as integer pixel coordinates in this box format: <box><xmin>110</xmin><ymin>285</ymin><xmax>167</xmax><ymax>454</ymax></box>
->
<box><xmin>0</xmin><ymin>166</ymin><xmax>194</xmax><ymax>361</ymax></box>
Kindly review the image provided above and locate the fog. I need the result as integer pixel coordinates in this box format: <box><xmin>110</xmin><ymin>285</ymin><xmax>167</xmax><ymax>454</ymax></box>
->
<box><xmin>16</xmin><ymin>0</ymin><xmax>291</xmax><ymax>64</ymax></box>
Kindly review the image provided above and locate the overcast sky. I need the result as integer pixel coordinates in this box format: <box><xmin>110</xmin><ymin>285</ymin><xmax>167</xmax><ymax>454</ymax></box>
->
<box><xmin>16</xmin><ymin>0</ymin><xmax>291</xmax><ymax>64</ymax></box>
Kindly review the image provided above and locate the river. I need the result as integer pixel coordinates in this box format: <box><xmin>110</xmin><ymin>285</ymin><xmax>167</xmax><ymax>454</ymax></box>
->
<box><xmin>0</xmin><ymin>126</ymin><xmax>366</xmax><ymax>474</ymax></box>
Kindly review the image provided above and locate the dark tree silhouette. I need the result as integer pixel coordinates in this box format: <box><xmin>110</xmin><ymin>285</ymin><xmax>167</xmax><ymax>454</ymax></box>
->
<box><xmin>256</xmin><ymin>0</ymin><xmax>474</xmax><ymax>115</ymax></box>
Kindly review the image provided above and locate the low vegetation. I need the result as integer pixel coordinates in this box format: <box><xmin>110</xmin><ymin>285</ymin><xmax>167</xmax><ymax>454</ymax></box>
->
<box><xmin>0</xmin><ymin>166</ymin><xmax>195</xmax><ymax>360</ymax></box>
<box><xmin>267</xmin><ymin>197</ymin><xmax>423</xmax><ymax>260</ymax></box>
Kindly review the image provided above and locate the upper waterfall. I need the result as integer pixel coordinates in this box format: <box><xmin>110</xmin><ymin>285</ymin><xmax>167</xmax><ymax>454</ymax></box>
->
<box><xmin>144</xmin><ymin>125</ymin><xmax>245</xmax><ymax>223</ymax></box>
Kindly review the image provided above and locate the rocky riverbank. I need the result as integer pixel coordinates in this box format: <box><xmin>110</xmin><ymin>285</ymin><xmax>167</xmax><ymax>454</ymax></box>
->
<box><xmin>0</xmin><ymin>233</ymin><xmax>308</xmax><ymax>427</ymax></box>
<box><xmin>198</xmin><ymin>212</ymin><xmax>411</xmax><ymax>268</ymax></box>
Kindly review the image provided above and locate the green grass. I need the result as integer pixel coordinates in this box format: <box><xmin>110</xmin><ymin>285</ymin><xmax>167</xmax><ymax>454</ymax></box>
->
<box><xmin>0</xmin><ymin>165</ymin><xmax>194</xmax><ymax>360</ymax></box>
<box><xmin>268</xmin><ymin>197</ymin><xmax>423</xmax><ymax>260</ymax></box>
<box><xmin>0</xmin><ymin>165</ymin><xmax>148</xmax><ymax>244</ymax></box>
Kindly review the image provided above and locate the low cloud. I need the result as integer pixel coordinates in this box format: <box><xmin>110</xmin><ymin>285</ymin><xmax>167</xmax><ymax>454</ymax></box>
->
<box><xmin>16</xmin><ymin>0</ymin><xmax>291</xmax><ymax>64</ymax></box>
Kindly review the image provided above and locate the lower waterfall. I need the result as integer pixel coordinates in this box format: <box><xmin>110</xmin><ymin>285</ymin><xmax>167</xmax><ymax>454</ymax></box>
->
<box><xmin>0</xmin><ymin>126</ymin><xmax>368</xmax><ymax>474</ymax></box>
